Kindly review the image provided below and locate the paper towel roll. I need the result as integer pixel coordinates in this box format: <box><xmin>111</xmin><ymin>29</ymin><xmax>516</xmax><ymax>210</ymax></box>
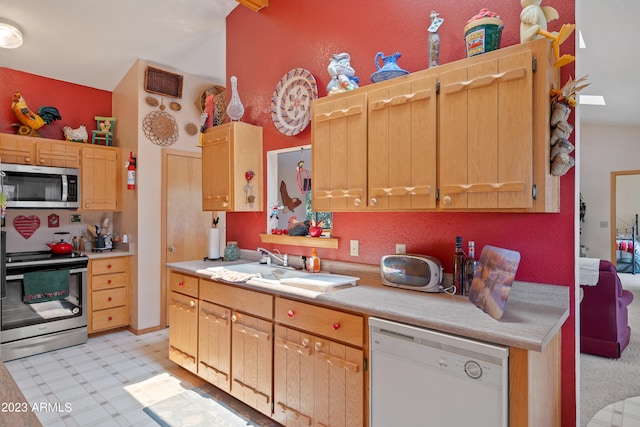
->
<box><xmin>208</xmin><ymin>228</ymin><xmax>221</xmax><ymax>259</ymax></box>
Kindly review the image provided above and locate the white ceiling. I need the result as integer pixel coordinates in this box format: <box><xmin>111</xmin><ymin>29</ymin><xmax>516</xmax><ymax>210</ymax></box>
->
<box><xmin>0</xmin><ymin>0</ymin><xmax>238</xmax><ymax>91</ymax></box>
<box><xmin>0</xmin><ymin>1</ymin><xmax>635</xmax><ymax>127</ymax></box>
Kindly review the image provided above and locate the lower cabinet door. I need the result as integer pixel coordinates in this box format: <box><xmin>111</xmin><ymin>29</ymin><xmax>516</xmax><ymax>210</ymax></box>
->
<box><xmin>230</xmin><ymin>311</ymin><xmax>273</xmax><ymax>416</ymax></box>
<box><xmin>168</xmin><ymin>291</ymin><xmax>198</xmax><ymax>373</ymax></box>
<box><xmin>198</xmin><ymin>300</ymin><xmax>231</xmax><ymax>392</ymax></box>
<box><xmin>313</xmin><ymin>336</ymin><xmax>364</xmax><ymax>427</ymax></box>
<box><xmin>274</xmin><ymin>325</ymin><xmax>364</xmax><ymax>427</ymax></box>
<box><xmin>274</xmin><ymin>326</ymin><xmax>315</xmax><ymax>427</ymax></box>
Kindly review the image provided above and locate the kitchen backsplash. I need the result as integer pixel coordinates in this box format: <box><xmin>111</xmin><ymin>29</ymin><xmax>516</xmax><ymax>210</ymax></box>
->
<box><xmin>2</xmin><ymin>209</ymin><xmax>115</xmax><ymax>253</ymax></box>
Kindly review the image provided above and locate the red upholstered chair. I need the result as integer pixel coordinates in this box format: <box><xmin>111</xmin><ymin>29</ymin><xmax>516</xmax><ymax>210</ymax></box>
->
<box><xmin>580</xmin><ymin>260</ymin><xmax>634</xmax><ymax>358</ymax></box>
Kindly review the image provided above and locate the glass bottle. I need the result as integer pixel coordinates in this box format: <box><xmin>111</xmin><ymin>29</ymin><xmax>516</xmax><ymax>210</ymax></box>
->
<box><xmin>452</xmin><ymin>236</ymin><xmax>466</xmax><ymax>295</ymax></box>
<box><xmin>226</xmin><ymin>76</ymin><xmax>245</xmax><ymax>121</ymax></box>
<box><xmin>463</xmin><ymin>241</ymin><xmax>479</xmax><ymax>296</ymax></box>
<box><xmin>224</xmin><ymin>241</ymin><xmax>240</xmax><ymax>261</ymax></box>
<box><xmin>427</xmin><ymin>11</ymin><xmax>443</xmax><ymax>68</ymax></box>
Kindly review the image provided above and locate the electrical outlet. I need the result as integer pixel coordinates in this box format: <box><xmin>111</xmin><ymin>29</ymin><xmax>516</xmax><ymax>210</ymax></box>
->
<box><xmin>350</xmin><ymin>240</ymin><xmax>359</xmax><ymax>256</ymax></box>
<box><xmin>396</xmin><ymin>244</ymin><xmax>406</xmax><ymax>254</ymax></box>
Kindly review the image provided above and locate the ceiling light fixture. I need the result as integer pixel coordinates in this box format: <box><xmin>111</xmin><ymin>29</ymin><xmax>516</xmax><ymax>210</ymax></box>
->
<box><xmin>0</xmin><ymin>19</ymin><xmax>23</xmax><ymax>49</ymax></box>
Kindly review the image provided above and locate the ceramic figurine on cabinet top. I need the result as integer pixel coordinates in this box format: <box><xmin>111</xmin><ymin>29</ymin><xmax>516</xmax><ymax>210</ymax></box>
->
<box><xmin>370</xmin><ymin>52</ymin><xmax>409</xmax><ymax>83</ymax></box>
<box><xmin>520</xmin><ymin>0</ymin><xmax>576</xmax><ymax>67</ymax></box>
<box><xmin>326</xmin><ymin>53</ymin><xmax>360</xmax><ymax>95</ymax></box>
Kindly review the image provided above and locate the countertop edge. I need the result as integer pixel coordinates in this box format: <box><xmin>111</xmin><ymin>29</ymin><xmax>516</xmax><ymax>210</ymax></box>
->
<box><xmin>167</xmin><ymin>260</ymin><xmax>570</xmax><ymax>352</ymax></box>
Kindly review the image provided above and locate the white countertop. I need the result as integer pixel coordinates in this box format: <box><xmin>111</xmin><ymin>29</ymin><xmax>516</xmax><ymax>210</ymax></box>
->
<box><xmin>167</xmin><ymin>259</ymin><xmax>569</xmax><ymax>352</ymax></box>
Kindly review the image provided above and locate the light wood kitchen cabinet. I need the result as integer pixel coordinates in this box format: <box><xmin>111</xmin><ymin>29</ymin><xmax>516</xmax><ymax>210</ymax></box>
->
<box><xmin>199</xmin><ymin>280</ymin><xmax>274</xmax><ymax>416</ymax></box>
<box><xmin>88</xmin><ymin>256</ymin><xmax>131</xmax><ymax>333</ymax></box>
<box><xmin>81</xmin><ymin>145</ymin><xmax>121</xmax><ymax>211</ymax></box>
<box><xmin>168</xmin><ymin>271</ymin><xmax>199</xmax><ymax>374</ymax></box>
<box><xmin>0</xmin><ymin>133</ymin><xmax>80</xmax><ymax>167</ymax></box>
<box><xmin>438</xmin><ymin>39</ymin><xmax>557</xmax><ymax>211</ymax></box>
<box><xmin>35</xmin><ymin>139</ymin><xmax>80</xmax><ymax>168</ymax></box>
<box><xmin>367</xmin><ymin>74</ymin><xmax>437</xmax><ymax>210</ymax></box>
<box><xmin>274</xmin><ymin>298</ymin><xmax>364</xmax><ymax>427</ymax></box>
<box><xmin>312</xmin><ymin>38</ymin><xmax>558</xmax><ymax>213</ymax></box>
<box><xmin>0</xmin><ymin>133</ymin><xmax>35</xmax><ymax>164</ymax></box>
<box><xmin>201</xmin><ymin>122</ymin><xmax>263</xmax><ymax>212</ymax></box>
<box><xmin>312</xmin><ymin>91</ymin><xmax>368</xmax><ymax>211</ymax></box>
<box><xmin>198</xmin><ymin>300</ymin><xmax>231</xmax><ymax>392</ymax></box>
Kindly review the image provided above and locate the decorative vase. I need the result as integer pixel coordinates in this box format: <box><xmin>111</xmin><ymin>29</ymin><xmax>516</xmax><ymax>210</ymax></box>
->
<box><xmin>224</xmin><ymin>241</ymin><xmax>240</xmax><ymax>261</ymax></box>
<box><xmin>370</xmin><ymin>52</ymin><xmax>408</xmax><ymax>83</ymax></box>
<box><xmin>226</xmin><ymin>76</ymin><xmax>245</xmax><ymax>121</ymax></box>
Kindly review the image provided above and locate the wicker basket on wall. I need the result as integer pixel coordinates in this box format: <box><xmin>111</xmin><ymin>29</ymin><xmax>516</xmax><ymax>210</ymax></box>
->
<box><xmin>200</xmin><ymin>85</ymin><xmax>226</xmax><ymax>127</ymax></box>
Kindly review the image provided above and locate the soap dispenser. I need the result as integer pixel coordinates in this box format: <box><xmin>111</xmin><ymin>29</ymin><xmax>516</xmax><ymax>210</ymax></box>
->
<box><xmin>309</xmin><ymin>248</ymin><xmax>321</xmax><ymax>273</ymax></box>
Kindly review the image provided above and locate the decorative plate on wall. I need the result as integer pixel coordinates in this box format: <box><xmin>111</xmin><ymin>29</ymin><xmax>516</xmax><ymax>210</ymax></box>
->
<box><xmin>271</xmin><ymin>68</ymin><xmax>318</xmax><ymax>136</ymax></box>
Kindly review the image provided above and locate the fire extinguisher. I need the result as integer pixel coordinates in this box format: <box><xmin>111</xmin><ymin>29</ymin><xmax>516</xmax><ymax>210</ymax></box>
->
<box><xmin>127</xmin><ymin>152</ymin><xmax>136</xmax><ymax>190</ymax></box>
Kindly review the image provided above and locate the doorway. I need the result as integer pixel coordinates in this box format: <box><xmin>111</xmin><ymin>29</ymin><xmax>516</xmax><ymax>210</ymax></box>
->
<box><xmin>160</xmin><ymin>149</ymin><xmax>212</xmax><ymax>327</ymax></box>
<box><xmin>610</xmin><ymin>170</ymin><xmax>640</xmax><ymax>265</ymax></box>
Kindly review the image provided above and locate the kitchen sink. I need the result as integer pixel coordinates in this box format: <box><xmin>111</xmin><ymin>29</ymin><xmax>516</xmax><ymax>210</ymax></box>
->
<box><xmin>223</xmin><ymin>262</ymin><xmax>359</xmax><ymax>295</ymax></box>
<box><xmin>224</xmin><ymin>262</ymin><xmax>309</xmax><ymax>280</ymax></box>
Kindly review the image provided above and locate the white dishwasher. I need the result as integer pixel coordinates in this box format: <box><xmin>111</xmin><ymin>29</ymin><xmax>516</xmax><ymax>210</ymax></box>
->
<box><xmin>369</xmin><ymin>317</ymin><xmax>509</xmax><ymax>427</ymax></box>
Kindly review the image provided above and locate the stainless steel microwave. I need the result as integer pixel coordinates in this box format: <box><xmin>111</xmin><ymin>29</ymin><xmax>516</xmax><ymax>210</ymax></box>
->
<box><xmin>1</xmin><ymin>163</ymin><xmax>80</xmax><ymax>209</ymax></box>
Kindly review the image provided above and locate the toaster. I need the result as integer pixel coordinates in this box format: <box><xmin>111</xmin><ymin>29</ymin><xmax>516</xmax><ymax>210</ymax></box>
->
<box><xmin>381</xmin><ymin>254</ymin><xmax>444</xmax><ymax>292</ymax></box>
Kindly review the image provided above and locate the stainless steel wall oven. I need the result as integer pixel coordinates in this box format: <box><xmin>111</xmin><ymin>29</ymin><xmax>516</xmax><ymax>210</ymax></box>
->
<box><xmin>1</xmin><ymin>251</ymin><xmax>88</xmax><ymax>361</ymax></box>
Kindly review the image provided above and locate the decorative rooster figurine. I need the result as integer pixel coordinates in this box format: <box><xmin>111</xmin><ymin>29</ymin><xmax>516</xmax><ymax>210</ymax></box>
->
<box><xmin>11</xmin><ymin>92</ymin><xmax>62</xmax><ymax>136</ymax></box>
<box><xmin>520</xmin><ymin>0</ymin><xmax>575</xmax><ymax>67</ymax></box>
<box><xmin>280</xmin><ymin>180</ymin><xmax>302</xmax><ymax>212</ymax></box>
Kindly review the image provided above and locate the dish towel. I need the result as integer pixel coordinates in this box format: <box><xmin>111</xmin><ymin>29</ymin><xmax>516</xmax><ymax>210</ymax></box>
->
<box><xmin>579</xmin><ymin>257</ymin><xmax>600</xmax><ymax>286</ymax></box>
<box><xmin>23</xmin><ymin>269</ymin><xmax>70</xmax><ymax>303</ymax></box>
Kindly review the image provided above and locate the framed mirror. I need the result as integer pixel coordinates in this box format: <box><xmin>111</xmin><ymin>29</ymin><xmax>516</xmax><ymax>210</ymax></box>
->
<box><xmin>265</xmin><ymin>145</ymin><xmax>332</xmax><ymax>237</ymax></box>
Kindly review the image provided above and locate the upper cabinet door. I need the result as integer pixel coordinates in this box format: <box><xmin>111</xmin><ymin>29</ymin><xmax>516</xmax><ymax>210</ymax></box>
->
<box><xmin>368</xmin><ymin>75</ymin><xmax>437</xmax><ymax>210</ymax></box>
<box><xmin>312</xmin><ymin>91</ymin><xmax>368</xmax><ymax>211</ymax></box>
<box><xmin>439</xmin><ymin>49</ymin><xmax>533</xmax><ymax>210</ymax></box>
<box><xmin>202</xmin><ymin>126</ymin><xmax>232</xmax><ymax>211</ymax></box>
<box><xmin>201</xmin><ymin>122</ymin><xmax>263</xmax><ymax>212</ymax></box>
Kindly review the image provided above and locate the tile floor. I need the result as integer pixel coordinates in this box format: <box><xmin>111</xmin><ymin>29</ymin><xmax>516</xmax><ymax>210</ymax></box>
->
<box><xmin>587</xmin><ymin>396</ymin><xmax>640</xmax><ymax>427</ymax></box>
<box><xmin>4</xmin><ymin>328</ymin><xmax>222</xmax><ymax>426</ymax></box>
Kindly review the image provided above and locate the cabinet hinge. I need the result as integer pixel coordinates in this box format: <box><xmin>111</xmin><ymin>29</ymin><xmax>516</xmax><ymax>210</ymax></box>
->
<box><xmin>435</xmin><ymin>189</ymin><xmax>440</xmax><ymax>201</ymax></box>
<box><xmin>532</xmin><ymin>57</ymin><xmax>537</xmax><ymax>73</ymax></box>
<box><xmin>364</xmin><ymin>357</ymin><xmax>368</xmax><ymax>372</ymax></box>
<box><xmin>532</xmin><ymin>184</ymin><xmax>538</xmax><ymax>200</ymax></box>
<box><xmin>436</xmin><ymin>80</ymin><xmax>440</xmax><ymax>94</ymax></box>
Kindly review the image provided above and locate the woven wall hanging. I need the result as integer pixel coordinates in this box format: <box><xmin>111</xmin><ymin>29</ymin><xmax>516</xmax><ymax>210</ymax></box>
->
<box><xmin>142</xmin><ymin>111</ymin><xmax>178</xmax><ymax>146</ymax></box>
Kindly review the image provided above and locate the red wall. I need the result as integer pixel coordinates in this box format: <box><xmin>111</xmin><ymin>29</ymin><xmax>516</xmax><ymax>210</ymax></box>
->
<box><xmin>0</xmin><ymin>67</ymin><xmax>111</xmax><ymax>139</ymax></box>
<box><xmin>226</xmin><ymin>0</ymin><xmax>576</xmax><ymax>424</ymax></box>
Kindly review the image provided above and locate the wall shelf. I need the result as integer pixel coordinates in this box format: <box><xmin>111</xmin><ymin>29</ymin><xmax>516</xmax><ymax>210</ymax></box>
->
<box><xmin>259</xmin><ymin>233</ymin><xmax>338</xmax><ymax>249</ymax></box>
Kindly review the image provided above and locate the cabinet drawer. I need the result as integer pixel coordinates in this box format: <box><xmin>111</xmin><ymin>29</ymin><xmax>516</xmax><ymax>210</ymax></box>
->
<box><xmin>91</xmin><ymin>257</ymin><xmax>129</xmax><ymax>275</ymax></box>
<box><xmin>92</xmin><ymin>306</ymin><xmax>128</xmax><ymax>331</ymax></box>
<box><xmin>170</xmin><ymin>271</ymin><xmax>199</xmax><ymax>298</ymax></box>
<box><xmin>92</xmin><ymin>287</ymin><xmax>127</xmax><ymax>310</ymax></box>
<box><xmin>275</xmin><ymin>298</ymin><xmax>363</xmax><ymax>347</ymax></box>
<box><xmin>200</xmin><ymin>280</ymin><xmax>272</xmax><ymax>319</ymax></box>
<box><xmin>91</xmin><ymin>271</ymin><xmax>129</xmax><ymax>291</ymax></box>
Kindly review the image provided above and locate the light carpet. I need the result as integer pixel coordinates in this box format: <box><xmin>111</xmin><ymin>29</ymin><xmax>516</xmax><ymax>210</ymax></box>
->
<box><xmin>580</xmin><ymin>273</ymin><xmax>640</xmax><ymax>426</ymax></box>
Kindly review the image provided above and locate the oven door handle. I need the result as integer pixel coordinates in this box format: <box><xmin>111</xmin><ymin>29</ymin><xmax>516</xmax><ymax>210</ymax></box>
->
<box><xmin>6</xmin><ymin>267</ymin><xmax>87</xmax><ymax>281</ymax></box>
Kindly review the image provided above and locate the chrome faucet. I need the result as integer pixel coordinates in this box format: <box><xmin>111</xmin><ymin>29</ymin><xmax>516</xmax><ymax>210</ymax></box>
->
<box><xmin>257</xmin><ymin>247</ymin><xmax>288</xmax><ymax>267</ymax></box>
